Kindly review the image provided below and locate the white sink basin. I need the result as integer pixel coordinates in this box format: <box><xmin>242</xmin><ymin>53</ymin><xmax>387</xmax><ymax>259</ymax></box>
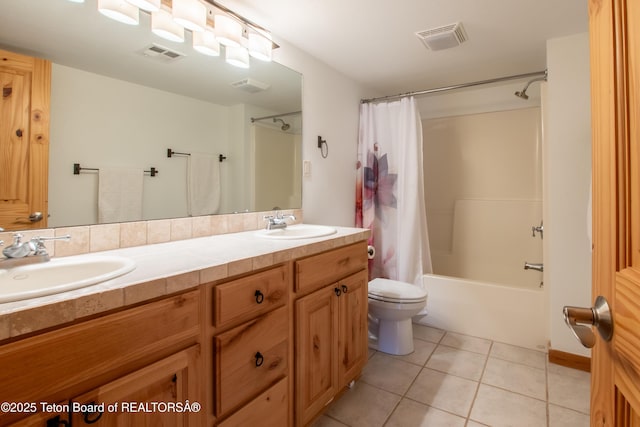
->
<box><xmin>0</xmin><ymin>255</ymin><xmax>136</xmax><ymax>303</ymax></box>
<box><xmin>255</xmin><ymin>224</ymin><xmax>337</xmax><ymax>240</ymax></box>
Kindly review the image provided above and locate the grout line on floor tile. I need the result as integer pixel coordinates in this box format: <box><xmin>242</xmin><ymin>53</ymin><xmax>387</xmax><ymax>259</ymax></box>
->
<box><xmin>465</xmin><ymin>339</ymin><xmax>494</xmax><ymax>425</ymax></box>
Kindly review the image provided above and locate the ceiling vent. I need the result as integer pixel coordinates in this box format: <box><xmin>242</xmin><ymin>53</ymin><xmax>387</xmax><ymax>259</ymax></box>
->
<box><xmin>230</xmin><ymin>78</ymin><xmax>271</xmax><ymax>93</ymax></box>
<box><xmin>138</xmin><ymin>44</ymin><xmax>186</xmax><ymax>62</ymax></box>
<box><xmin>415</xmin><ymin>22</ymin><xmax>468</xmax><ymax>51</ymax></box>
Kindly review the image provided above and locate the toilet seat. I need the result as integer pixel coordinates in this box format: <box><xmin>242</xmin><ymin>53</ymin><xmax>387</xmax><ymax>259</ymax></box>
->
<box><xmin>368</xmin><ymin>278</ymin><xmax>427</xmax><ymax>304</ymax></box>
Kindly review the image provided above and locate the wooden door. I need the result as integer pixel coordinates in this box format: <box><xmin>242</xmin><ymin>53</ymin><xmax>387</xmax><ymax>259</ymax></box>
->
<box><xmin>590</xmin><ymin>0</ymin><xmax>640</xmax><ymax>425</ymax></box>
<box><xmin>337</xmin><ymin>270</ymin><xmax>368</xmax><ymax>387</ymax></box>
<box><xmin>295</xmin><ymin>285</ymin><xmax>339</xmax><ymax>426</ymax></box>
<box><xmin>0</xmin><ymin>49</ymin><xmax>50</xmax><ymax>230</ymax></box>
<box><xmin>70</xmin><ymin>345</ymin><xmax>201</xmax><ymax>426</ymax></box>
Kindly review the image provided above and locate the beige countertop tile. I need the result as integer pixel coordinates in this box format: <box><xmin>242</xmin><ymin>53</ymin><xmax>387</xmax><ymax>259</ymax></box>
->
<box><xmin>0</xmin><ymin>225</ymin><xmax>369</xmax><ymax>340</ymax></box>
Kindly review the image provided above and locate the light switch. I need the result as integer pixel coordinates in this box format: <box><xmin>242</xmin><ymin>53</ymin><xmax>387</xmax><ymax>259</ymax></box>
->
<box><xmin>303</xmin><ymin>160</ymin><xmax>311</xmax><ymax>177</ymax></box>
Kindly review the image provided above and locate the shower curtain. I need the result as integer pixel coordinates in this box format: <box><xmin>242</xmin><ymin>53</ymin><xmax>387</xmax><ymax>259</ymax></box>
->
<box><xmin>356</xmin><ymin>96</ymin><xmax>432</xmax><ymax>286</ymax></box>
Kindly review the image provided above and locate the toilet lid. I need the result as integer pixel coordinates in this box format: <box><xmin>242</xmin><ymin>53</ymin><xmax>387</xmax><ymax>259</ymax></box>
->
<box><xmin>368</xmin><ymin>278</ymin><xmax>427</xmax><ymax>303</ymax></box>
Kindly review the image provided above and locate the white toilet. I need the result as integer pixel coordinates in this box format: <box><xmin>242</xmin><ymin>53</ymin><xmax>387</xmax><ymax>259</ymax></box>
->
<box><xmin>368</xmin><ymin>278</ymin><xmax>428</xmax><ymax>355</ymax></box>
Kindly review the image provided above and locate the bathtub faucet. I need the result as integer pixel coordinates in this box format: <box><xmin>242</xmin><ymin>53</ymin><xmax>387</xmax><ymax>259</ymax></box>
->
<box><xmin>524</xmin><ymin>262</ymin><xmax>543</xmax><ymax>272</ymax></box>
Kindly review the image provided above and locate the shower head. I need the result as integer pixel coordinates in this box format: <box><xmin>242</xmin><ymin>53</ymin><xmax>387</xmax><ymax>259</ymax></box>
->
<box><xmin>273</xmin><ymin>118</ymin><xmax>290</xmax><ymax>131</ymax></box>
<box><xmin>514</xmin><ymin>71</ymin><xmax>548</xmax><ymax>100</ymax></box>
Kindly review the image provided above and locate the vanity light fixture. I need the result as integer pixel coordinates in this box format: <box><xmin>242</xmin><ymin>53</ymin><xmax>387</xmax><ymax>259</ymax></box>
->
<box><xmin>193</xmin><ymin>27</ymin><xmax>221</xmax><ymax>56</ymax></box>
<box><xmin>248</xmin><ymin>31</ymin><xmax>273</xmax><ymax>62</ymax></box>
<box><xmin>172</xmin><ymin>0</ymin><xmax>206</xmax><ymax>32</ymax></box>
<box><xmin>98</xmin><ymin>0</ymin><xmax>140</xmax><ymax>25</ymax></box>
<box><xmin>67</xmin><ymin>0</ymin><xmax>85</xmax><ymax>3</ymax></box>
<box><xmin>214</xmin><ymin>14</ymin><xmax>243</xmax><ymax>48</ymax></box>
<box><xmin>225</xmin><ymin>44</ymin><xmax>250</xmax><ymax>69</ymax></box>
<box><xmin>92</xmin><ymin>0</ymin><xmax>276</xmax><ymax>69</ymax></box>
<box><xmin>152</xmin><ymin>6</ymin><xmax>185</xmax><ymax>43</ymax></box>
<box><xmin>125</xmin><ymin>0</ymin><xmax>160</xmax><ymax>12</ymax></box>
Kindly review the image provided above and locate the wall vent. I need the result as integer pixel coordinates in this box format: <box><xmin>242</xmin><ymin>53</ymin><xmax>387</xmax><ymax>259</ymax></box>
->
<box><xmin>230</xmin><ymin>78</ymin><xmax>271</xmax><ymax>93</ymax></box>
<box><xmin>138</xmin><ymin>44</ymin><xmax>186</xmax><ymax>62</ymax></box>
<box><xmin>415</xmin><ymin>22</ymin><xmax>468</xmax><ymax>51</ymax></box>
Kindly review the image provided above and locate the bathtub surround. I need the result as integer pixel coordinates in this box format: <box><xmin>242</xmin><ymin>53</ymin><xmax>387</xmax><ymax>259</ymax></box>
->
<box><xmin>356</xmin><ymin>97</ymin><xmax>432</xmax><ymax>285</ymax></box>
<box><xmin>422</xmin><ymin>108</ymin><xmax>543</xmax><ymax>290</ymax></box>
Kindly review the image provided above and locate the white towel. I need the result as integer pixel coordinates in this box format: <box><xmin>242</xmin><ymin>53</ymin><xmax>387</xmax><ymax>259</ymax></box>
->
<box><xmin>98</xmin><ymin>167</ymin><xmax>143</xmax><ymax>223</ymax></box>
<box><xmin>187</xmin><ymin>153</ymin><xmax>221</xmax><ymax>216</ymax></box>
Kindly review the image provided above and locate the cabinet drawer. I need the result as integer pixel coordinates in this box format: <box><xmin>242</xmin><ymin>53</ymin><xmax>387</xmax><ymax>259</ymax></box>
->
<box><xmin>295</xmin><ymin>241</ymin><xmax>367</xmax><ymax>294</ymax></box>
<box><xmin>216</xmin><ymin>306</ymin><xmax>289</xmax><ymax>416</ymax></box>
<box><xmin>217</xmin><ymin>377</ymin><xmax>288</xmax><ymax>427</ymax></box>
<box><xmin>214</xmin><ymin>264</ymin><xmax>288</xmax><ymax>328</ymax></box>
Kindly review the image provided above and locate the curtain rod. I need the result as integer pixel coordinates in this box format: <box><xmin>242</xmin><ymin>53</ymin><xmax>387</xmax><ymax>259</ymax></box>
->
<box><xmin>250</xmin><ymin>111</ymin><xmax>302</xmax><ymax>123</ymax></box>
<box><xmin>361</xmin><ymin>70</ymin><xmax>548</xmax><ymax>104</ymax></box>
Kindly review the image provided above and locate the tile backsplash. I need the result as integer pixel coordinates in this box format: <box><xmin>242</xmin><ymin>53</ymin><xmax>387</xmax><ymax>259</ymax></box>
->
<box><xmin>0</xmin><ymin>209</ymin><xmax>302</xmax><ymax>258</ymax></box>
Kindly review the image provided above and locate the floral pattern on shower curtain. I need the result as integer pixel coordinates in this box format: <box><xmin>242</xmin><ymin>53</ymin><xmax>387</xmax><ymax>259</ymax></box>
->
<box><xmin>356</xmin><ymin>97</ymin><xmax>432</xmax><ymax>286</ymax></box>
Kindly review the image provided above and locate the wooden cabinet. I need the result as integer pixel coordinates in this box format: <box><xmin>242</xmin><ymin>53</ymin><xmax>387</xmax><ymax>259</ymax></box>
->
<box><xmin>0</xmin><ymin>291</ymin><xmax>202</xmax><ymax>426</ymax></box>
<box><xmin>0</xmin><ymin>238</ymin><xmax>369</xmax><ymax>427</ymax></box>
<box><xmin>206</xmin><ymin>264</ymin><xmax>292</xmax><ymax>426</ymax></box>
<box><xmin>337</xmin><ymin>271</ymin><xmax>368</xmax><ymax>386</ymax></box>
<box><xmin>294</xmin><ymin>242</ymin><xmax>368</xmax><ymax>426</ymax></box>
<box><xmin>70</xmin><ymin>345</ymin><xmax>201</xmax><ymax>426</ymax></box>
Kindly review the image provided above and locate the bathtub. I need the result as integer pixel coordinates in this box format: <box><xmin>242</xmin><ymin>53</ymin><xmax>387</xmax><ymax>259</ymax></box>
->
<box><xmin>414</xmin><ymin>274</ymin><xmax>547</xmax><ymax>351</ymax></box>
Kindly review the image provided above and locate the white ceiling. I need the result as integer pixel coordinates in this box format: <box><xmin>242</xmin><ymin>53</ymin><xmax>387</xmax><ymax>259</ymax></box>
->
<box><xmin>224</xmin><ymin>0</ymin><xmax>589</xmax><ymax>97</ymax></box>
<box><xmin>0</xmin><ymin>1</ymin><xmax>589</xmax><ymax>105</ymax></box>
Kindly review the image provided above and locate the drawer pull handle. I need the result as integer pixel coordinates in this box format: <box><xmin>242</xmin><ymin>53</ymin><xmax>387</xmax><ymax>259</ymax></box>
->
<box><xmin>255</xmin><ymin>351</ymin><xmax>264</xmax><ymax>367</ymax></box>
<box><xmin>334</xmin><ymin>287</ymin><xmax>342</xmax><ymax>297</ymax></box>
<box><xmin>342</xmin><ymin>285</ymin><xmax>348</xmax><ymax>293</ymax></box>
<box><xmin>82</xmin><ymin>401</ymin><xmax>103</xmax><ymax>424</ymax></box>
<box><xmin>255</xmin><ymin>290</ymin><xmax>265</xmax><ymax>304</ymax></box>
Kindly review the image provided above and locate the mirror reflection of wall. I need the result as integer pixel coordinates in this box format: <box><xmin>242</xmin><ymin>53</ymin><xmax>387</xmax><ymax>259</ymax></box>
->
<box><xmin>251</xmin><ymin>123</ymin><xmax>302</xmax><ymax>212</ymax></box>
<box><xmin>49</xmin><ymin>64</ymin><xmax>302</xmax><ymax>227</ymax></box>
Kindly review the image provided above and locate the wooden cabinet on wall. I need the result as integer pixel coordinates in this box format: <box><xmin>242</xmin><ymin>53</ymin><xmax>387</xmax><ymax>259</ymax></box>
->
<box><xmin>205</xmin><ymin>263</ymin><xmax>292</xmax><ymax>427</ymax></box>
<box><xmin>294</xmin><ymin>242</ymin><xmax>368</xmax><ymax>426</ymax></box>
<box><xmin>0</xmin><ymin>290</ymin><xmax>202</xmax><ymax>426</ymax></box>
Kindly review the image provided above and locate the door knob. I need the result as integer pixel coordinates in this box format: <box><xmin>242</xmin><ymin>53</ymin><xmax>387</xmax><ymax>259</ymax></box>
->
<box><xmin>14</xmin><ymin>212</ymin><xmax>43</xmax><ymax>223</ymax></box>
<box><xmin>563</xmin><ymin>295</ymin><xmax>613</xmax><ymax>348</ymax></box>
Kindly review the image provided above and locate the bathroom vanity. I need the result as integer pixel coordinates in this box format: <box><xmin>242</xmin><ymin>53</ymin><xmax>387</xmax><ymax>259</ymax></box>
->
<box><xmin>0</xmin><ymin>226</ymin><xmax>368</xmax><ymax>426</ymax></box>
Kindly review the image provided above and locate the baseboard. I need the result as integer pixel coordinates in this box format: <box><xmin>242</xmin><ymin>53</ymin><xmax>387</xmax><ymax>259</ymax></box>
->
<box><xmin>548</xmin><ymin>348</ymin><xmax>591</xmax><ymax>372</ymax></box>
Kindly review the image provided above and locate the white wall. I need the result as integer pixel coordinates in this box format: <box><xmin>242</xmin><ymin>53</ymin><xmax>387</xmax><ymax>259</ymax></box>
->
<box><xmin>544</xmin><ymin>32</ymin><xmax>592</xmax><ymax>357</ymax></box>
<box><xmin>273</xmin><ymin>43</ymin><xmax>373</xmax><ymax>226</ymax></box>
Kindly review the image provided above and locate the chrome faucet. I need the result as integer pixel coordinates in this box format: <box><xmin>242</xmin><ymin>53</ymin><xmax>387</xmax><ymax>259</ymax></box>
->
<box><xmin>263</xmin><ymin>211</ymin><xmax>296</xmax><ymax>230</ymax></box>
<box><xmin>524</xmin><ymin>262</ymin><xmax>543</xmax><ymax>272</ymax></box>
<box><xmin>1</xmin><ymin>234</ymin><xmax>71</xmax><ymax>267</ymax></box>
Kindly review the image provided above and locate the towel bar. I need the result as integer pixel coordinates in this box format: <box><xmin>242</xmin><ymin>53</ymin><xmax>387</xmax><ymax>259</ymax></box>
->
<box><xmin>73</xmin><ymin>163</ymin><xmax>158</xmax><ymax>177</ymax></box>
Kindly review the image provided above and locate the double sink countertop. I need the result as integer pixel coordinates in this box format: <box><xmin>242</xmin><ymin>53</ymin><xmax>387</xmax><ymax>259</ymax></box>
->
<box><xmin>0</xmin><ymin>225</ymin><xmax>369</xmax><ymax>342</ymax></box>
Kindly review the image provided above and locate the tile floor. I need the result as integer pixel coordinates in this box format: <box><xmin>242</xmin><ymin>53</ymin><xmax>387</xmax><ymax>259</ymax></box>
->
<box><xmin>313</xmin><ymin>324</ymin><xmax>590</xmax><ymax>427</ymax></box>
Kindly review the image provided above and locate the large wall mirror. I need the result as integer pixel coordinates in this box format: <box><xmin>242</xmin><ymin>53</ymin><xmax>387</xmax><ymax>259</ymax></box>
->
<box><xmin>0</xmin><ymin>0</ymin><xmax>302</xmax><ymax>230</ymax></box>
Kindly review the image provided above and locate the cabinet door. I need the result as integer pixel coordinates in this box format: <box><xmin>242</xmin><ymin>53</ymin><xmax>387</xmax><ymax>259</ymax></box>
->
<box><xmin>7</xmin><ymin>406</ymin><xmax>66</xmax><ymax>426</ymax></box>
<box><xmin>295</xmin><ymin>285</ymin><xmax>339</xmax><ymax>426</ymax></box>
<box><xmin>217</xmin><ymin>377</ymin><xmax>288</xmax><ymax>427</ymax></box>
<box><xmin>70</xmin><ymin>345</ymin><xmax>201</xmax><ymax>426</ymax></box>
<box><xmin>338</xmin><ymin>270</ymin><xmax>368</xmax><ymax>387</ymax></box>
<box><xmin>0</xmin><ymin>49</ymin><xmax>50</xmax><ymax>230</ymax></box>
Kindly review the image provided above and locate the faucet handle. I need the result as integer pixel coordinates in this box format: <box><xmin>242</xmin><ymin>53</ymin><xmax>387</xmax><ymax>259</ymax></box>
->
<box><xmin>30</xmin><ymin>235</ymin><xmax>71</xmax><ymax>256</ymax></box>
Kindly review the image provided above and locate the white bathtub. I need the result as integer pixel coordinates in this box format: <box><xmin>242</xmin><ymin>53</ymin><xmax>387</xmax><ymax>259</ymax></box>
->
<box><xmin>414</xmin><ymin>274</ymin><xmax>547</xmax><ymax>351</ymax></box>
